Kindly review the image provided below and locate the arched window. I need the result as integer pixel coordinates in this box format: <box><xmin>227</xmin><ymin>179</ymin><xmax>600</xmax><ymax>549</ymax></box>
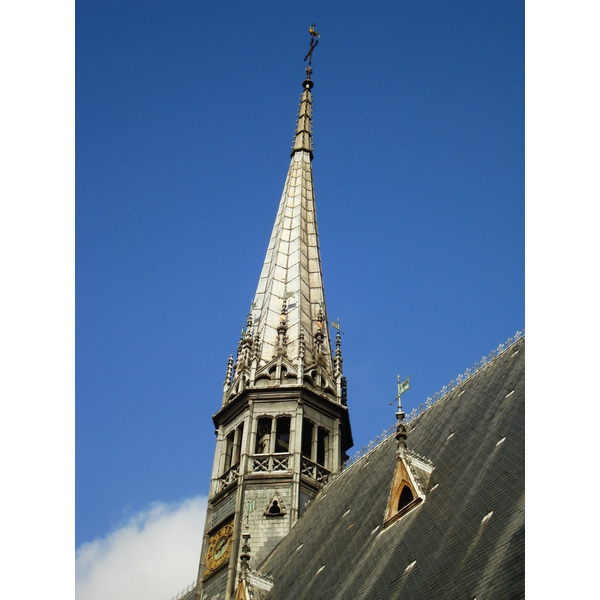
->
<box><xmin>222</xmin><ymin>422</ymin><xmax>244</xmax><ymax>474</ymax></box>
<box><xmin>255</xmin><ymin>418</ymin><xmax>271</xmax><ymax>454</ymax></box>
<box><xmin>301</xmin><ymin>418</ymin><xmax>312</xmax><ymax>458</ymax></box>
<box><xmin>275</xmin><ymin>417</ymin><xmax>291</xmax><ymax>453</ymax></box>
<box><xmin>265</xmin><ymin>493</ymin><xmax>286</xmax><ymax>517</ymax></box>
<box><xmin>397</xmin><ymin>485</ymin><xmax>414</xmax><ymax>511</ymax></box>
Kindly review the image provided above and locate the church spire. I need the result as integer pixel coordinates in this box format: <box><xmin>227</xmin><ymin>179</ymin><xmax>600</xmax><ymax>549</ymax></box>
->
<box><xmin>292</xmin><ymin>24</ymin><xmax>319</xmax><ymax>158</ymax></box>
<box><xmin>226</xmin><ymin>25</ymin><xmax>338</xmax><ymax>400</ymax></box>
<box><xmin>291</xmin><ymin>73</ymin><xmax>314</xmax><ymax>158</ymax></box>
<box><xmin>197</xmin><ymin>30</ymin><xmax>353</xmax><ymax>598</ymax></box>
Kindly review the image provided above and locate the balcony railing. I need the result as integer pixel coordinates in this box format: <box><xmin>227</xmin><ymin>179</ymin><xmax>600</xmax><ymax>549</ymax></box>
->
<box><xmin>251</xmin><ymin>453</ymin><xmax>290</xmax><ymax>474</ymax></box>
<box><xmin>216</xmin><ymin>461</ymin><xmax>239</xmax><ymax>493</ymax></box>
<box><xmin>300</xmin><ymin>456</ymin><xmax>330</xmax><ymax>485</ymax></box>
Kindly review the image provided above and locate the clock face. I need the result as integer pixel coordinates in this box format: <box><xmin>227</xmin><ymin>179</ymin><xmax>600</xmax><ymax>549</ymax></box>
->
<box><xmin>204</xmin><ymin>522</ymin><xmax>234</xmax><ymax>576</ymax></box>
<box><xmin>214</xmin><ymin>537</ymin><xmax>228</xmax><ymax>560</ymax></box>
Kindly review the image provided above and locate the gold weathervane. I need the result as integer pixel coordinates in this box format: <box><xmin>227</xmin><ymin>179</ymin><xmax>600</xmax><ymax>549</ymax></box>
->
<box><xmin>304</xmin><ymin>23</ymin><xmax>320</xmax><ymax>69</ymax></box>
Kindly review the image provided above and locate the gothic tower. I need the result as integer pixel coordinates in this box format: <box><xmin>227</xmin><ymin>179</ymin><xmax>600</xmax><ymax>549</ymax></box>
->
<box><xmin>196</xmin><ymin>39</ymin><xmax>353</xmax><ymax>600</ymax></box>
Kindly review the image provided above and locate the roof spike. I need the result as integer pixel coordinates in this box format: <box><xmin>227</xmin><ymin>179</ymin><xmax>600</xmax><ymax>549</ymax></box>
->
<box><xmin>224</xmin><ymin>354</ymin><xmax>233</xmax><ymax>386</ymax></box>
<box><xmin>275</xmin><ymin>300</ymin><xmax>288</xmax><ymax>357</ymax></box>
<box><xmin>340</xmin><ymin>376</ymin><xmax>347</xmax><ymax>405</ymax></box>
<box><xmin>395</xmin><ymin>375</ymin><xmax>411</xmax><ymax>457</ymax></box>
<box><xmin>291</xmin><ymin>25</ymin><xmax>318</xmax><ymax>158</ymax></box>
<box><xmin>236</xmin><ymin>330</ymin><xmax>244</xmax><ymax>356</ymax></box>
<box><xmin>314</xmin><ymin>305</ymin><xmax>325</xmax><ymax>356</ymax></box>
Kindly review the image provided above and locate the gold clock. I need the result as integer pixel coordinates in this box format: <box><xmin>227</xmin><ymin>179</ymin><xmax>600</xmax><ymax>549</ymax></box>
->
<box><xmin>204</xmin><ymin>522</ymin><xmax>234</xmax><ymax>576</ymax></box>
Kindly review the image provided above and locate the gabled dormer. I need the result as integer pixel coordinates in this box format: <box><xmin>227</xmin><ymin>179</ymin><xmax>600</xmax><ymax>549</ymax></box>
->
<box><xmin>384</xmin><ymin>376</ymin><xmax>433</xmax><ymax>527</ymax></box>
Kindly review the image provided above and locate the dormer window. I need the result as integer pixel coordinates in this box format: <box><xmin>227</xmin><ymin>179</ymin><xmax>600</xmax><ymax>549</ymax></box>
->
<box><xmin>383</xmin><ymin>450</ymin><xmax>433</xmax><ymax>528</ymax></box>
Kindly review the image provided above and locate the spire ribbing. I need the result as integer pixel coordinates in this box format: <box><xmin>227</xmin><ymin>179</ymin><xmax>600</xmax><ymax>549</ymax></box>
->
<box><xmin>251</xmin><ymin>71</ymin><xmax>333</xmax><ymax>378</ymax></box>
<box><xmin>222</xmin><ymin>51</ymin><xmax>341</xmax><ymax>403</ymax></box>
<box><xmin>292</xmin><ymin>78</ymin><xmax>314</xmax><ymax>158</ymax></box>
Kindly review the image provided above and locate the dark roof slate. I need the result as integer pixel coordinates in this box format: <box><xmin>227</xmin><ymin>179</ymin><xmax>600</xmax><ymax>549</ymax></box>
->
<box><xmin>259</xmin><ymin>337</ymin><xmax>525</xmax><ymax>599</ymax></box>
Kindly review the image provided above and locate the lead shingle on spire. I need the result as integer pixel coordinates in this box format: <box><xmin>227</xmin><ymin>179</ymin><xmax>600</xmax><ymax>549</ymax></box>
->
<box><xmin>247</xmin><ymin>49</ymin><xmax>335</xmax><ymax>386</ymax></box>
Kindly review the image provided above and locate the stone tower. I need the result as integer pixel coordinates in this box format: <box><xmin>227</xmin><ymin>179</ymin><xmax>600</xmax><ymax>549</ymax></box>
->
<box><xmin>195</xmin><ymin>47</ymin><xmax>353</xmax><ymax>600</ymax></box>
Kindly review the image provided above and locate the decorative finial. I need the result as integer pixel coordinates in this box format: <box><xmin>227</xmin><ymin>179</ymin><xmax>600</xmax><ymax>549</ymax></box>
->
<box><xmin>298</xmin><ymin>329</ymin><xmax>305</xmax><ymax>358</ymax></box>
<box><xmin>278</xmin><ymin>300</ymin><xmax>288</xmax><ymax>330</ymax></box>
<box><xmin>239</xmin><ymin>524</ymin><xmax>251</xmax><ymax>582</ymax></box>
<box><xmin>314</xmin><ymin>305</ymin><xmax>325</xmax><ymax>355</ymax></box>
<box><xmin>333</xmin><ymin>319</ymin><xmax>342</xmax><ymax>382</ymax></box>
<box><xmin>276</xmin><ymin>301</ymin><xmax>288</xmax><ymax>356</ymax></box>
<box><xmin>224</xmin><ymin>354</ymin><xmax>233</xmax><ymax>386</ymax></box>
<box><xmin>304</xmin><ymin>23</ymin><xmax>320</xmax><ymax>71</ymax></box>
<box><xmin>394</xmin><ymin>375</ymin><xmax>411</xmax><ymax>455</ymax></box>
<box><xmin>222</xmin><ymin>353</ymin><xmax>234</xmax><ymax>406</ymax></box>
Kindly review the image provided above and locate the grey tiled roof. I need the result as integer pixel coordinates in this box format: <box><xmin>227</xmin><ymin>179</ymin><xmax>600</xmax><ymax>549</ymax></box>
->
<box><xmin>258</xmin><ymin>337</ymin><xmax>525</xmax><ymax>599</ymax></box>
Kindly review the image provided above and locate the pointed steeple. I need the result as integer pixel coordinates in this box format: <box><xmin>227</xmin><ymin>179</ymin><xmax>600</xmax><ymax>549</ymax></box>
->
<box><xmin>246</xmin><ymin>56</ymin><xmax>336</xmax><ymax>391</ymax></box>
<box><xmin>197</xmin><ymin>29</ymin><xmax>353</xmax><ymax>600</ymax></box>
<box><xmin>292</xmin><ymin>73</ymin><xmax>314</xmax><ymax>158</ymax></box>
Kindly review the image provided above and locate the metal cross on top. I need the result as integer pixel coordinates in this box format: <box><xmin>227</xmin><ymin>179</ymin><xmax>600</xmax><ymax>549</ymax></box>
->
<box><xmin>304</xmin><ymin>23</ymin><xmax>320</xmax><ymax>69</ymax></box>
<box><xmin>396</xmin><ymin>374</ymin><xmax>411</xmax><ymax>413</ymax></box>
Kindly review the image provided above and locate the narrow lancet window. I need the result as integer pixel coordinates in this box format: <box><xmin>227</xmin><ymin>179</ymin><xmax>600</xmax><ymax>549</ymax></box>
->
<box><xmin>317</xmin><ymin>428</ymin><xmax>328</xmax><ymax>467</ymax></box>
<box><xmin>397</xmin><ymin>485</ymin><xmax>414</xmax><ymax>511</ymax></box>
<box><xmin>275</xmin><ymin>417</ymin><xmax>291</xmax><ymax>453</ymax></box>
<box><xmin>224</xmin><ymin>431</ymin><xmax>235</xmax><ymax>469</ymax></box>
<box><xmin>301</xmin><ymin>418</ymin><xmax>313</xmax><ymax>459</ymax></box>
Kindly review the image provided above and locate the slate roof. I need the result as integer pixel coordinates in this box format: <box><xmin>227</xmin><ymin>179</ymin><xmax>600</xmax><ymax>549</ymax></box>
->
<box><xmin>257</xmin><ymin>336</ymin><xmax>525</xmax><ymax>599</ymax></box>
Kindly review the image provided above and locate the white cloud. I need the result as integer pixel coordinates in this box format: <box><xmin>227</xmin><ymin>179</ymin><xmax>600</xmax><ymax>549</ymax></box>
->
<box><xmin>76</xmin><ymin>496</ymin><xmax>207</xmax><ymax>600</ymax></box>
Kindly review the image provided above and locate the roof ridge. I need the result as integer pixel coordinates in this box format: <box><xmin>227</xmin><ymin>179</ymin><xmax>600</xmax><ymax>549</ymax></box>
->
<box><xmin>170</xmin><ymin>581</ymin><xmax>195</xmax><ymax>600</ymax></box>
<box><xmin>248</xmin><ymin>568</ymin><xmax>275</xmax><ymax>585</ymax></box>
<box><xmin>405</xmin><ymin>329</ymin><xmax>525</xmax><ymax>428</ymax></box>
<box><xmin>319</xmin><ymin>330</ymin><xmax>524</xmax><ymax>487</ymax></box>
<box><xmin>405</xmin><ymin>448</ymin><xmax>434</xmax><ymax>467</ymax></box>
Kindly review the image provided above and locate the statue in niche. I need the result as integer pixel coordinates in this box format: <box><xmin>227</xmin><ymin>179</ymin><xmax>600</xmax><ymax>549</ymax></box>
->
<box><xmin>256</xmin><ymin>425</ymin><xmax>270</xmax><ymax>454</ymax></box>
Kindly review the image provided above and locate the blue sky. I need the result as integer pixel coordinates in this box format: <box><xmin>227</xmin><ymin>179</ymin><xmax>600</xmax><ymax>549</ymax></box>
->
<box><xmin>5</xmin><ymin>1</ymin><xmax>600</xmax><ymax>598</ymax></box>
<box><xmin>75</xmin><ymin>0</ymin><xmax>524</xmax><ymax>557</ymax></box>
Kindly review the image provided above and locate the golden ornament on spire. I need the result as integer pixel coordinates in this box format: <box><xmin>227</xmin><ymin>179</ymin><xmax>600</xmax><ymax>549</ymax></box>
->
<box><xmin>304</xmin><ymin>23</ymin><xmax>320</xmax><ymax>69</ymax></box>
